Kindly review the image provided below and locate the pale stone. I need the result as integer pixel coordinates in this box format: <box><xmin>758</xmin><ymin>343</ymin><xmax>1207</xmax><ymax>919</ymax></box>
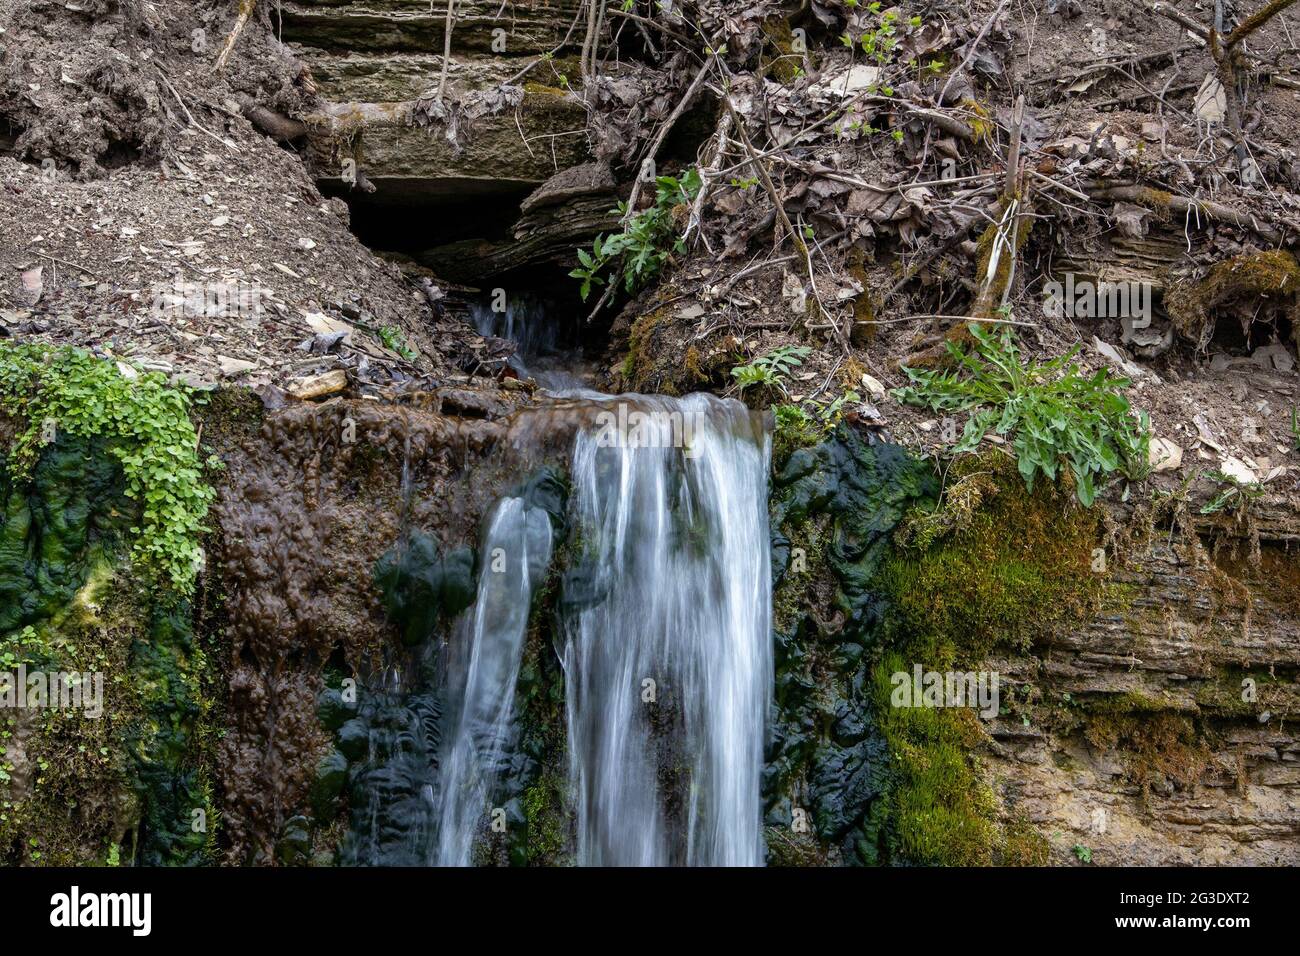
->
<box><xmin>1148</xmin><ymin>436</ymin><xmax>1183</xmax><ymax>472</ymax></box>
<box><xmin>288</xmin><ymin>368</ymin><xmax>347</xmax><ymax>400</ymax></box>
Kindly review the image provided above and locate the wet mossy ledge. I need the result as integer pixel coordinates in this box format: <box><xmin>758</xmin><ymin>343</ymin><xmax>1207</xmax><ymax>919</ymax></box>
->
<box><xmin>0</xmin><ymin>344</ymin><xmax>218</xmax><ymax>865</ymax></box>
<box><xmin>768</xmin><ymin>428</ymin><xmax>1110</xmax><ymax>866</ymax></box>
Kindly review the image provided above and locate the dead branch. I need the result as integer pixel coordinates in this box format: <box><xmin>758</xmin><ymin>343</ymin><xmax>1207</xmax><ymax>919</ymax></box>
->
<box><xmin>937</xmin><ymin>0</ymin><xmax>1009</xmax><ymax>104</ymax></box>
<box><xmin>235</xmin><ymin>95</ymin><xmax>309</xmax><ymax>140</ymax></box>
<box><xmin>724</xmin><ymin>96</ymin><xmax>800</xmax><ymax>254</ymax></box>
<box><xmin>1227</xmin><ymin>0</ymin><xmax>1300</xmax><ymax>47</ymax></box>
<box><xmin>214</xmin><ymin>0</ymin><xmax>256</xmax><ymax>73</ymax></box>
<box><xmin>1086</xmin><ymin>184</ymin><xmax>1290</xmax><ymax>242</ymax></box>
<box><xmin>438</xmin><ymin>0</ymin><xmax>456</xmax><ymax>100</ymax></box>
<box><xmin>684</xmin><ymin>109</ymin><xmax>734</xmax><ymax>250</ymax></box>
<box><xmin>622</xmin><ymin>54</ymin><xmax>717</xmax><ymax>222</ymax></box>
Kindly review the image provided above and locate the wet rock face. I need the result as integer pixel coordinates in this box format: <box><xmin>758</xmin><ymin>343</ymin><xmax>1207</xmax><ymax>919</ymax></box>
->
<box><xmin>765</xmin><ymin>426</ymin><xmax>938</xmax><ymax>865</ymax></box>
<box><xmin>208</xmin><ymin>397</ymin><xmax>503</xmax><ymax>861</ymax></box>
<box><xmin>337</xmin><ymin>687</ymin><xmax>443</xmax><ymax>867</ymax></box>
<box><xmin>206</xmin><ymin>393</ymin><xmax>582</xmax><ymax>863</ymax></box>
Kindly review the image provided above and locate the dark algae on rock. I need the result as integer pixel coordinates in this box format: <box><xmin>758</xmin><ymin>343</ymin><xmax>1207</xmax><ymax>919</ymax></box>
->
<box><xmin>766</xmin><ymin>431</ymin><xmax>1118</xmax><ymax>866</ymax></box>
<box><xmin>766</xmin><ymin>423</ymin><xmax>937</xmax><ymax>865</ymax></box>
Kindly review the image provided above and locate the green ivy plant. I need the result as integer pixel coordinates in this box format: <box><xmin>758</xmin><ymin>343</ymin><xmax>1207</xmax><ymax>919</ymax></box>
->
<box><xmin>571</xmin><ymin>168</ymin><xmax>702</xmax><ymax>301</ymax></box>
<box><xmin>893</xmin><ymin>326</ymin><xmax>1150</xmax><ymax>507</ymax></box>
<box><xmin>0</xmin><ymin>343</ymin><xmax>214</xmax><ymax>594</ymax></box>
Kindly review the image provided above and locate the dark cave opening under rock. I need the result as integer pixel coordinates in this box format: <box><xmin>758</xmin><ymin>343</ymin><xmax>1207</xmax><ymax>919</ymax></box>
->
<box><xmin>321</xmin><ymin>173</ymin><xmax>608</xmax><ymax>385</ymax></box>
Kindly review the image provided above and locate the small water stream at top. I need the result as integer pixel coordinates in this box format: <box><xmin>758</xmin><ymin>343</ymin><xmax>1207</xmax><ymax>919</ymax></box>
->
<box><xmin>468</xmin><ymin>295</ymin><xmax>595</xmax><ymax>393</ymax></box>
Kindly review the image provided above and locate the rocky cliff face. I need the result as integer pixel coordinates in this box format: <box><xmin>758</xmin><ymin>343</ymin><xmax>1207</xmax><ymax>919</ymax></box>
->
<box><xmin>986</xmin><ymin>511</ymin><xmax>1300</xmax><ymax>865</ymax></box>
<box><xmin>281</xmin><ymin>1</ymin><xmax>590</xmax><ymax>196</ymax></box>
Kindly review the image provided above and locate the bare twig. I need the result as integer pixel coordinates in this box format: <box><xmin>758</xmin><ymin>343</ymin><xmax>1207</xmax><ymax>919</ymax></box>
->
<box><xmin>438</xmin><ymin>0</ymin><xmax>457</xmax><ymax>100</ymax></box>
<box><xmin>937</xmin><ymin>0</ymin><xmax>1009</xmax><ymax>104</ymax></box>
<box><xmin>504</xmin><ymin>3</ymin><xmax>586</xmax><ymax>86</ymax></box>
<box><xmin>214</xmin><ymin>0</ymin><xmax>256</xmax><ymax>73</ymax></box>
<box><xmin>622</xmin><ymin>54</ymin><xmax>717</xmax><ymax>221</ymax></box>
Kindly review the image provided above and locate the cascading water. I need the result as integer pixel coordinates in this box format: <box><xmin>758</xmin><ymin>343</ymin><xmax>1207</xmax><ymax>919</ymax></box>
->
<box><xmin>352</xmin><ymin>297</ymin><xmax>777</xmax><ymax>866</ymax></box>
<box><xmin>467</xmin><ymin>294</ymin><xmax>592</xmax><ymax>391</ymax></box>
<box><xmin>434</xmin><ymin>496</ymin><xmax>554</xmax><ymax>866</ymax></box>
<box><xmin>560</xmin><ymin>393</ymin><xmax>772</xmax><ymax>865</ymax></box>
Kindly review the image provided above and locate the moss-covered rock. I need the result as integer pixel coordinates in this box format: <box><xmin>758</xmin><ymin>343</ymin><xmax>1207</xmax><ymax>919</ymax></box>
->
<box><xmin>0</xmin><ymin>435</ymin><xmax>216</xmax><ymax>866</ymax></box>
<box><xmin>1165</xmin><ymin>250</ymin><xmax>1300</xmax><ymax>353</ymax></box>
<box><xmin>880</xmin><ymin>454</ymin><xmax>1106</xmax><ymax>663</ymax></box>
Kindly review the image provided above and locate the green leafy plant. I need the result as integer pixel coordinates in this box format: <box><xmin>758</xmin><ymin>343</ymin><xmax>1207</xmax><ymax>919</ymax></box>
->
<box><xmin>1199</xmin><ymin>470</ymin><xmax>1264</xmax><ymax>515</ymax></box>
<box><xmin>730</xmin><ymin>345</ymin><xmax>812</xmax><ymax>393</ymax></box>
<box><xmin>0</xmin><ymin>626</ymin><xmax>55</xmax><ymax>671</ymax></box>
<box><xmin>570</xmin><ymin>168</ymin><xmax>702</xmax><ymax>301</ymax></box>
<box><xmin>773</xmin><ymin>402</ymin><xmax>816</xmax><ymax>432</ymax></box>
<box><xmin>1291</xmin><ymin>406</ymin><xmax>1299</xmax><ymax>451</ymax></box>
<box><xmin>0</xmin><ymin>343</ymin><xmax>214</xmax><ymax>594</ymax></box>
<box><xmin>893</xmin><ymin>326</ymin><xmax>1150</xmax><ymax>507</ymax></box>
<box><xmin>840</xmin><ymin>4</ymin><xmax>920</xmax><ymax>66</ymax></box>
<box><xmin>812</xmin><ymin>388</ymin><xmax>861</xmax><ymax>423</ymax></box>
<box><xmin>1072</xmin><ymin>843</ymin><xmax>1093</xmax><ymax>863</ymax></box>
<box><xmin>377</xmin><ymin>326</ymin><xmax>418</xmax><ymax>361</ymax></box>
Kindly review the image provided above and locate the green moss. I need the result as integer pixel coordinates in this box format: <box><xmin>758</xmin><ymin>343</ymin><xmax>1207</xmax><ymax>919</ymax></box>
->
<box><xmin>521</xmin><ymin>770</ymin><xmax>566</xmax><ymax>865</ymax></box>
<box><xmin>760</xmin><ymin>17</ymin><xmax>806</xmax><ymax>84</ymax></box>
<box><xmin>1192</xmin><ymin>668</ymin><xmax>1297</xmax><ymax>719</ymax></box>
<box><xmin>1165</xmin><ymin>250</ymin><xmax>1300</xmax><ymax>351</ymax></box>
<box><xmin>771</xmin><ymin>513</ymin><xmax>831</xmax><ymax>634</ymax></box>
<box><xmin>998</xmin><ymin>815</ymin><xmax>1051</xmax><ymax>865</ymax></box>
<box><xmin>764</xmin><ymin>824</ymin><xmax>830</xmax><ymax>866</ymax></box>
<box><xmin>862</xmin><ymin>454</ymin><xmax>1108</xmax><ymax>864</ymax></box>
<box><xmin>961</xmin><ymin>98</ymin><xmax>995</xmax><ymax>144</ymax></box>
<box><xmin>879</xmin><ymin>454</ymin><xmax>1105</xmax><ymax>664</ymax></box>
<box><xmin>506</xmin><ymin>469</ymin><xmax>571</xmax><ymax>866</ymax></box>
<box><xmin>1082</xmin><ymin>708</ymin><xmax>1210</xmax><ymax>798</ymax></box>
<box><xmin>1136</xmin><ymin>187</ymin><xmax>1174</xmax><ymax>215</ymax></box>
<box><xmin>770</xmin><ymin>408</ymin><xmax>825</xmax><ymax>473</ymax></box>
<box><xmin>871</xmin><ymin>651</ymin><xmax>997</xmax><ymax>866</ymax></box>
<box><xmin>0</xmin><ymin>343</ymin><xmax>213</xmax><ymax>595</ymax></box>
<box><xmin>620</xmin><ymin>306</ymin><xmax>671</xmax><ymax>392</ymax></box>
<box><xmin>766</xmin><ymin>427</ymin><xmax>939</xmax><ymax>864</ymax></box>
<box><xmin>522</xmin><ymin>81</ymin><xmax>570</xmax><ymax>98</ymax></box>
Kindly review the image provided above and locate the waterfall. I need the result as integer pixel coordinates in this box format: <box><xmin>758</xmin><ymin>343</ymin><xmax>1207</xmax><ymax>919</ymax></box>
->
<box><xmin>561</xmin><ymin>394</ymin><xmax>773</xmax><ymax>866</ymax></box>
<box><xmin>420</xmin><ymin>392</ymin><xmax>773</xmax><ymax>866</ymax></box>
<box><xmin>468</xmin><ymin>294</ymin><xmax>590</xmax><ymax>391</ymax></box>
<box><xmin>469</xmin><ymin>296</ymin><xmax>556</xmax><ymax>357</ymax></box>
<box><xmin>434</xmin><ymin>496</ymin><xmax>553</xmax><ymax>866</ymax></box>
